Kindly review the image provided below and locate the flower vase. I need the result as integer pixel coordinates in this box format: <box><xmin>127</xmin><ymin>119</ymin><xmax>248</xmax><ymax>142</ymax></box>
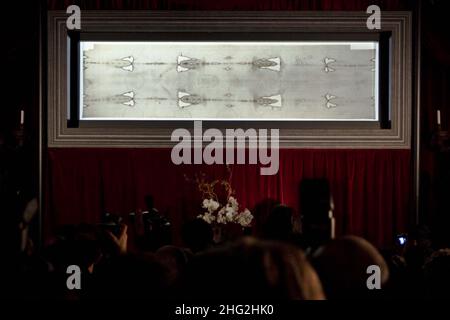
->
<box><xmin>213</xmin><ymin>224</ymin><xmax>223</xmax><ymax>244</ymax></box>
<box><xmin>213</xmin><ymin>223</ymin><xmax>245</xmax><ymax>244</ymax></box>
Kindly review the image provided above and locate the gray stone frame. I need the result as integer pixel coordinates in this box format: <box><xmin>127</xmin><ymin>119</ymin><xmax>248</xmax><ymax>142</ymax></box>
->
<box><xmin>47</xmin><ymin>11</ymin><xmax>412</xmax><ymax>148</ymax></box>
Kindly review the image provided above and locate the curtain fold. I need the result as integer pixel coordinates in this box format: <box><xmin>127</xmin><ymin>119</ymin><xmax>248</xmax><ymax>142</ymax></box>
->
<box><xmin>46</xmin><ymin>148</ymin><xmax>411</xmax><ymax>248</ymax></box>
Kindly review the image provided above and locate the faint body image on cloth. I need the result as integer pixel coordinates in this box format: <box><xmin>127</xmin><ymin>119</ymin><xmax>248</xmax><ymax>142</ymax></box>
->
<box><xmin>80</xmin><ymin>41</ymin><xmax>378</xmax><ymax>121</ymax></box>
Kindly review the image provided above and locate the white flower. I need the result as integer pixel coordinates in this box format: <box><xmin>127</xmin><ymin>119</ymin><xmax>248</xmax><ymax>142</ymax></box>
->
<box><xmin>202</xmin><ymin>199</ymin><xmax>220</xmax><ymax>213</ymax></box>
<box><xmin>198</xmin><ymin>212</ymin><xmax>216</xmax><ymax>224</ymax></box>
<box><xmin>225</xmin><ymin>208</ymin><xmax>236</xmax><ymax>223</ymax></box>
<box><xmin>199</xmin><ymin>196</ymin><xmax>251</xmax><ymax>227</ymax></box>
<box><xmin>216</xmin><ymin>211</ymin><xmax>227</xmax><ymax>224</ymax></box>
<box><xmin>236</xmin><ymin>209</ymin><xmax>253</xmax><ymax>227</ymax></box>
<box><xmin>228</xmin><ymin>196</ymin><xmax>239</xmax><ymax>211</ymax></box>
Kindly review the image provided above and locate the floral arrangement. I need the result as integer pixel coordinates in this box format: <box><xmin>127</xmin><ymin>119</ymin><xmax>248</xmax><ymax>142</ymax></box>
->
<box><xmin>186</xmin><ymin>167</ymin><xmax>253</xmax><ymax>228</ymax></box>
<box><xmin>201</xmin><ymin>197</ymin><xmax>253</xmax><ymax>228</ymax></box>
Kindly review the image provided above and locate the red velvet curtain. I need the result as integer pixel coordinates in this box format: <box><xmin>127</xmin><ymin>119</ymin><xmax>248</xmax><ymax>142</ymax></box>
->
<box><xmin>46</xmin><ymin>148</ymin><xmax>411</xmax><ymax>248</ymax></box>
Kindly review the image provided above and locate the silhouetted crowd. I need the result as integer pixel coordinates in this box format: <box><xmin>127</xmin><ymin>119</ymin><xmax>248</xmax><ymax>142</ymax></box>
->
<box><xmin>7</xmin><ymin>199</ymin><xmax>450</xmax><ymax>300</ymax></box>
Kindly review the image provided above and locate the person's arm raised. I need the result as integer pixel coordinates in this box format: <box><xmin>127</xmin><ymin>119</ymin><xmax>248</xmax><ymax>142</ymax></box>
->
<box><xmin>106</xmin><ymin>224</ymin><xmax>128</xmax><ymax>255</ymax></box>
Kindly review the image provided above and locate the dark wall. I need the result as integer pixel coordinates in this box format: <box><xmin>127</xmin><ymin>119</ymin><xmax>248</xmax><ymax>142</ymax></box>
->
<box><xmin>419</xmin><ymin>0</ymin><xmax>450</xmax><ymax>246</ymax></box>
<box><xmin>3</xmin><ymin>1</ymin><xmax>40</xmax><ymax>175</ymax></box>
<box><xmin>2</xmin><ymin>1</ymin><xmax>40</xmax><ymax>254</ymax></box>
